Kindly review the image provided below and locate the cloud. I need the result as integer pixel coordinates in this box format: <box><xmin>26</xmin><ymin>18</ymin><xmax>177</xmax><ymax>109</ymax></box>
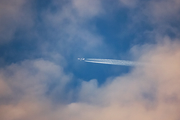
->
<box><xmin>0</xmin><ymin>0</ymin><xmax>34</xmax><ymax>43</ymax></box>
<box><xmin>118</xmin><ymin>0</ymin><xmax>138</xmax><ymax>7</ymax></box>
<box><xmin>0</xmin><ymin>0</ymin><xmax>180</xmax><ymax>120</ymax></box>
<box><xmin>36</xmin><ymin>0</ymin><xmax>106</xmax><ymax>59</ymax></box>
<box><xmin>68</xmin><ymin>39</ymin><xmax>180</xmax><ymax>120</ymax></box>
<box><xmin>147</xmin><ymin>0</ymin><xmax>180</xmax><ymax>23</ymax></box>
<box><xmin>0</xmin><ymin>39</ymin><xmax>180</xmax><ymax>119</ymax></box>
<box><xmin>0</xmin><ymin>0</ymin><xmax>106</xmax><ymax>64</ymax></box>
<box><xmin>114</xmin><ymin>0</ymin><xmax>180</xmax><ymax>47</ymax></box>
<box><xmin>72</xmin><ymin>0</ymin><xmax>103</xmax><ymax>18</ymax></box>
<box><xmin>0</xmin><ymin>59</ymin><xmax>73</xmax><ymax>120</ymax></box>
<box><xmin>138</xmin><ymin>0</ymin><xmax>180</xmax><ymax>35</ymax></box>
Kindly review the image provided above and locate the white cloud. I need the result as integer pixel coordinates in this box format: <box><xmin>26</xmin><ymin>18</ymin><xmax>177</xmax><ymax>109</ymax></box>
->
<box><xmin>67</xmin><ymin>39</ymin><xmax>180</xmax><ymax>120</ymax></box>
<box><xmin>0</xmin><ymin>0</ymin><xmax>180</xmax><ymax>120</ymax></box>
<box><xmin>0</xmin><ymin>39</ymin><xmax>180</xmax><ymax>120</ymax></box>
<box><xmin>42</xmin><ymin>0</ymin><xmax>105</xmax><ymax>56</ymax></box>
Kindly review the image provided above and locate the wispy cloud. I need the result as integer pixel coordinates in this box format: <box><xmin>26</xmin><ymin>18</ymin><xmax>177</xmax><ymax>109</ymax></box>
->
<box><xmin>0</xmin><ymin>0</ymin><xmax>34</xmax><ymax>43</ymax></box>
<box><xmin>0</xmin><ymin>0</ymin><xmax>180</xmax><ymax>120</ymax></box>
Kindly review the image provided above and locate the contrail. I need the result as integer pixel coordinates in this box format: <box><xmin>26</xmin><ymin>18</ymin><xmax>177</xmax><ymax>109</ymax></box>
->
<box><xmin>78</xmin><ymin>58</ymin><xmax>139</xmax><ymax>66</ymax></box>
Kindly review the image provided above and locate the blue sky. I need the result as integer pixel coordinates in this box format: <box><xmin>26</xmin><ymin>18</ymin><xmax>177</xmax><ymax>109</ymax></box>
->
<box><xmin>0</xmin><ymin>0</ymin><xmax>180</xmax><ymax>120</ymax></box>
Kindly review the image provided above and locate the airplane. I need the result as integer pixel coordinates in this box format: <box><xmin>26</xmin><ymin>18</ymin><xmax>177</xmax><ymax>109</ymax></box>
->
<box><xmin>78</xmin><ymin>58</ymin><xmax>85</xmax><ymax>61</ymax></box>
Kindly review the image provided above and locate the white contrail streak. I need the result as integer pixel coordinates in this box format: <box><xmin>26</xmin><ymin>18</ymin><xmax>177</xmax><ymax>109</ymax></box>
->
<box><xmin>80</xmin><ymin>58</ymin><xmax>139</xmax><ymax>66</ymax></box>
